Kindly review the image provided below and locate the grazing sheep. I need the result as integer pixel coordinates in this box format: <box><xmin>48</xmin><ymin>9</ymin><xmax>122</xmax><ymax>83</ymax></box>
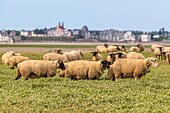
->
<box><xmin>162</xmin><ymin>47</ymin><xmax>170</xmax><ymax>59</ymax></box>
<box><xmin>129</xmin><ymin>46</ymin><xmax>140</xmax><ymax>52</ymax></box>
<box><xmin>62</xmin><ymin>50</ymin><xmax>83</xmax><ymax>61</ymax></box>
<box><xmin>164</xmin><ymin>53</ymin><xmax>170</xmax><ymax>64</ymax></box>
<box><xmin>91</xmin><ymin>51</ymin><xmax>102</xmax><ymax>61</ymax></box>
<box><xmin>151</xmin><ymin>44</ymin><xmax>164</xmax><ymax>51</ymax></box>
<box><xmin>96</xmin><ymin>44</ymin><xmax>108</xmax><ymax>53</ymax></box>
<box><xmin>107</xmin><ymin>52</ymin><xmax>127</xmax><ymax>64</ymax></box>
<box><xmin>88</xmin><ymin>60</ymin><xmax>111</xmax><ymax>80</ymax></box>
<box><xmin>127</xmin><ymin>52</ymin><xmax>145</xmax><ymax>59</ymax></box>
<box><xmin>9</xmin><ymin>56</ymin><xmax>30</xmax><ymax>69</ymax></box>
<box><xmin>137</xmin><ymin>44</ymin><xmax>144</xmax><ymax>52</ymax></box>
<box><xmin>43</xmin><ymin>53</ymin><xmax>69</xmax><ymax>63</ymax></box>
<box><xmin>15</xmin><ymin>60</ymin><xmax>65</xmax><ymax>80</ymax></box>
<box><xmin>154</xmin><ymin>47</ymin><xmax>164</xmax><ymax>60</ymax></box>
<box><xmin>1</xmin><ymin>51</ymin><xmax>21</xmax><ymax>65</ymax></box>
<box><xmin>118</xmin><ymin>45</ymin><xmax>126</xmax><ymax>51</ymax></box>
<box><xmin>108</xmin><ymin>58</ymin><xmax>158</xmax><ymax>81</ymax></box>
<box><xmin>107</xmin><ymin>45</ymin><xmax>119</xmax><ymax>53</ymax></box>
<box><xmin>59</xmin><ymin>60</ymin><xmax>90</xmax><ymax>80</ymax></box>
<box><xmin>59</xmin><ymin>60</ymin><xmax>111</xmax><ymax>80</ymax></box>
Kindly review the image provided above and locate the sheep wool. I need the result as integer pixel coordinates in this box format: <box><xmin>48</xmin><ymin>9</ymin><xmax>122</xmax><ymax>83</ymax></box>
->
<box><xmin>15</xmin><ymin>60</ymin><xmax>65</xmax><ymax>80</ymax></box>
<box><xmin>9</xmin><ymin>56</ymin><xmax>30</xmax><ymax>69</ymax></box>
<box><xmin>127</xmin><ymin>52</ymin><xmax>145</xmax><ymax>59</ymax></box>
<box><xmin>43</xmin><ymin>53</ymin><xmax>69</xmax><ymax>63</ymax></box>
<box><xmin>108</xmin><ymin>58</ymin><xmax>152</xmax><ymax>81</ymax></box>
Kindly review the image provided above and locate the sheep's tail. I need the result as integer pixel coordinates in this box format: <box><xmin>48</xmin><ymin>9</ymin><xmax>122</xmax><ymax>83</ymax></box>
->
<box><xmin>15</xmin><ymin>68</ymin><xmax>21</xmax><ymax>80</ymax></box>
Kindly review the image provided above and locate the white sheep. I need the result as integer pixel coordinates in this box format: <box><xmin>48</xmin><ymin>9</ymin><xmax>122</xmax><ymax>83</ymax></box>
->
<box><xmin>154</xmin><ymin>47</ymin><xmax>164</xmax><ymax>60</ymax></box>
<box><xmin>62</xmin><ymin>50</ymin><xmax>83</xmax><ymax>61</ymax></box>
<box><xmin>91</xmin><ymin>51</ymin><xmax>102</xmax><ymax>61</ymax></box>
<box><xmin>129</xmin><ymin>46</ymin><xmax>140</xmax><ymax>52</ymax></box>
<box><xmin>59</xmin><ymin>60</ymin><xmax>111</xmax><ymax>80</ymax></box>
<box><xmin>88</xmin><ymin>60</ymin><xmax>111</xmax><ymax>80</ymax></box>
<box><xmin>137</xmin><ymin>44</ymin><xmax>144</xmax><ymax>52</ymax></box>
<box><xmin>43</xmin><ymin>53</ymin><xmax>69</xmax><ymax>63</ymax></box>
<box><xmin>107</xmin><ymin>45</ymin><xmax>119</xmax><ymax>53</ymax></box>
<box><xmin>127</xmin><ymin>52</ymin><xmax>145</xmax><ymax>59</ymax></box>
<box><xmin>96</xmin><ymin>44</ymin><xmax>108</xmax><ymax>53</ymax></box>
<box><xmin>1</xmin><ymin>51</ymin><xmax>21</xmax><ymax>65</ymax></box>
<box><xmin>151</xmin><ymin>44</ymin><xmax>163</xmax><ymax>51</ymax></box>
<box><xmin>9</xmin><ymin>56</ymin><xmax>30</xmax><ymax>69</ymax></box>
<box><xmin>15</xmin><ymin>60</ymin><xmax>65</xmax><ymax>80</ymax></box>
<box><xmin>108</xmin><ymin>57</ymin><xmax>158</xmax><ymax>81</ymax></box>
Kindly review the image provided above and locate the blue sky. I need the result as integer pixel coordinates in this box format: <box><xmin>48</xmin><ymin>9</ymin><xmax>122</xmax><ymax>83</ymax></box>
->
<box><xmin>1</xmin><ymin>0</ymin><xmax>170</xmax><ymax>31</ymax></box>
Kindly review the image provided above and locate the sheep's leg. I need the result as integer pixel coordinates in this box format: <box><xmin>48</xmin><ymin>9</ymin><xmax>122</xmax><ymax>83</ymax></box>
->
<box><xmin>10</xmin><ymin>66</ymin><xmax>14</xmax><ymax>69</ymax></box>
<box><xmin>15</xmin><ymin>69</ymin><xmax>21</xmax><ymax>80</ymax></box>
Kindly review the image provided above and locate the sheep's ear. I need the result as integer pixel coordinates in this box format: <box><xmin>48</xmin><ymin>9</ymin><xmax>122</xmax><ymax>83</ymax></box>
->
<box><xmin>58</xmin><ymin>60</ymin><xmax>63</xmax><ymax>64</ymax></box>
<box><xmin>12</xmin><ymin>53</ymin><xmax>15</xmax><ymax>56</ymax></box>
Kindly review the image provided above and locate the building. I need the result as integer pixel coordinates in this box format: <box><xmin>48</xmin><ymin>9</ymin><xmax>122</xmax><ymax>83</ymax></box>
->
<box><xmin>140</xmin><ymin>34</ymin><xmax>151</xmax><ymax>42</ymax></box>
<box><xmin>123</xmin><ymin>31</ymin><xmax>136</xmax><ymax>42</ymax></box>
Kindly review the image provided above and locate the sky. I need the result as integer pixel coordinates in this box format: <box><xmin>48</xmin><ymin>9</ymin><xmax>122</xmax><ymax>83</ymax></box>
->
<box><xmin>1</xmin><ymin>0</ymin><xmax>170</xmax><ymax>31</ymax></box>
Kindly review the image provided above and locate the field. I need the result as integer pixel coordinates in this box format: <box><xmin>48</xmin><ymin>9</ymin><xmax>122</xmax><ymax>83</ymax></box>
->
<box><xmin>0</xmin><ymin>44</ymin><xmax>170</xmax><ymax>113</ymax></box>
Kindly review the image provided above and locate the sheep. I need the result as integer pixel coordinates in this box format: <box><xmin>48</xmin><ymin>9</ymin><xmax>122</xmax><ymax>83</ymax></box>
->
<box><xmin>154</xmin><ymin>47</ymin><xmax>164</xmax><ymax>60</ymax></box>
<box><xmin>107</xmin><ymin>52</ymin><xmax>127</xmax><ymax>64</ymax></box>
<box><xmin>162</xmin><ymin>47</ymin><xmax>170</xmax><ymax>59</ymax></box>
<box><xmin>165</xmin><ymin>53</ymin><xmax>170</xmax><ymax>64</ymax></box>
<box><xmin>107</xmin><ymin>57</ymin><xmax>158</xmax><ymax>81</ymax></box>
<box><xmin>15</xmin><ymin>60</ymin><xmax>65</xmax><ymax>80</ymax></box>
<box><xmin>107</xmin><ymin>45</ymin><xmax>119</xmax><ymax>53</ymax></box>
<box><xmin>96</xmin><ymin>44</ymin><xmax>108</xmax><ymax>53</ymax></box>
<box><xmin>43</xmin><ymin>53</ymin><xmax>69</xmax><ymax>63</ymax></box>
<box><xmin>151</xmin><ymin>44</ymin><xmax>163</xmax><ymax>51</ymax></box>
<box><xmin>59</xmin><ymin>60</ymin><xmax>111</xmax><ymax>80</ymax></box>
<box><xmin>1</xmin><ymin>51</ymin><xmax>21</xmax><ymax>65</ymax></box>
<box><xmin>88</xmin><ymin>60</ymin><xmax>111</xmax><ymax>80</ymax></box>
<box><xmin>137</xmin><ymin>44</ymin><xmax>144</xmax><ymax>52</ymax></box>
<box><xmin>127</xmin><ymin>52</ymin><xmax>145</xmax><ymax>59</ymax></box>
<box><xmin>62</xmin><ymin>50</ymin><xmax>83</xmax><ymax>61</ymax></box>
<box><xmin>59</xmin><ymin>60</ymin><xmax>90</xmax><ymax>80</ymax></box>
<box><xmin>129</xmin><ymin>46</ymin><xmax>140</xmax><ymax>52</ymax></box>
<box><xmin>9</xmin><ymin>56</ymin><xmax>30</xmax><ymax>69</ymax></box>
<box><xmin>118</xmin><ymin>45</ymin><xmax>126</xmax><ymax>51</ymax></box>
<box><xmin>91</xmin><ymin>51</ymin><xmax>102</xmax><ymax>61</ymax></box>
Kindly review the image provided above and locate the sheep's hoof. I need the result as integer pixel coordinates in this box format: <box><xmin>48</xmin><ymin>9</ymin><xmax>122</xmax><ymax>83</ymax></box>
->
<box><xmin>10</xmin><ymin>67</ymin><xmax>14</xmax><ymax>69</ymax></box>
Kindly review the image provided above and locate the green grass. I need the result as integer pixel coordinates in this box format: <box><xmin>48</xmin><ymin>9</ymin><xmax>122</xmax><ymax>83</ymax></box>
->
<box><xmin>0</xmin><ymin>50</ymin><xmax>170</xmax><ymax>113</ymax></box>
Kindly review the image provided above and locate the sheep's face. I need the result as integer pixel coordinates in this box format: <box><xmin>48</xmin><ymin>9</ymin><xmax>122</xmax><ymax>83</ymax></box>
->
<box><xmin>117</xmin><ymin>52</ymin><xmax>123</xmax><ymax>58</ymax></box>
<box><xmin>101</xmin><ymin>60</ymin><xmax>111</xmax><ymax>69</ymax></box>
<box><xmin>109</xmin><ymin>53</ymin><xmax>117</xmax><ymax>59</ymax></box>
<box><xmin>91</xmin><ymin>51</ymin><xmax>98</xmax><ymax>56</ymax></box>
<box><xmin>104</xmin><ymin>44</ymin><xmax>108</xmax><ymax>48</ymax></box>
<box><xmin>58</xmin><ymin>60</ymin><xmax>66</xmax><ymax>70</ymax></box>
<box><xmin>55</xmin><ymin>49</ymin><xmax>63</xmax><ymax>54</ymax></box>
<box><xmin>147</xmin><ymin>57</ymin><xmax>159</xmax><ymax>68</ymax></box>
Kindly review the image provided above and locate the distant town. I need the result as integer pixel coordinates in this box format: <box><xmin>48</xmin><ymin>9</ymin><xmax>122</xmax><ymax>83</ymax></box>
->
<box><xmin>0</xmin><ymin>22</ymin><xmax>170</xmax><ymax>43</ymax></box>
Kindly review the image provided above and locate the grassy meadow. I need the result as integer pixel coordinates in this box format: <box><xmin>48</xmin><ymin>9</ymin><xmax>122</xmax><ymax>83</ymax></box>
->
<box><xmin>0</xmin><ymin>45</ymin><xmax>170</xmax><ymax>113</ymax></box>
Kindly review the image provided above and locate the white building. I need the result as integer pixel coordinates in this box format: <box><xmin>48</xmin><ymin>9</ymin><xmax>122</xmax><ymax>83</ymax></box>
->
<box><xmin>141</xmin><ymin>34</ymin><xmax>151</xmax><ymax>42</ymax></box>
<box><xmin>123</xmin><ymin>31</ymin><xmax>136</xmax><ymax>41</ymax></box>
<box><xmin>0</xmin><ymin>35</ymin><xmax>14</xmax><ymax>43</ymax></box>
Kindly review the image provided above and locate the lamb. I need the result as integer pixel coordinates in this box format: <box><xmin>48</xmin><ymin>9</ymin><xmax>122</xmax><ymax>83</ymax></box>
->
<box><xmin>151</xmin><ymin>44</ymin><xmax>163</xmax><ymax>51</ymax></box>
<box><xmin>91</xmin><ymin>51</ymin><xmax>102</xmax><ymax>61</ymax></box>
<box><xmin>107</xmin><ymin>57</ymin><xmax>158</xmax><ymax>81</ymax></box>
<box><xmin>59</xmin><ymin>60</ymin><xmax>110</xmax><ymax>80</ymax></box>
<box><xmin>43</xmin><ymin>53</ymin><xmax>69</xmax><ymax>63</ymax></box>
<box><xmin>9</xmin><ymin>56</ymin><xmax>30</xmax><ymax>69</ymax></box>
<box><xmin>15</xmin><ymin>60</ymin><xmax>65</xmax><ymax>80</ymax></box>
<box><xmin>96</xmin><ymin>44</ymin><xmax>108</xmax><ymax>53</ymax></box>
<box><xmin>154</xmin><ymin>47</ymin><xmax>164</xmax><ymax>60</ymax></box>
<box><xmin>1</xmin><ymin>51</ymin><xmax>21</xmax><ymax>65</ymax></box>
<box><xmin>127</xmin><ymin>52</ymin><xmax>145</xmax><ymax>59</ymax></box>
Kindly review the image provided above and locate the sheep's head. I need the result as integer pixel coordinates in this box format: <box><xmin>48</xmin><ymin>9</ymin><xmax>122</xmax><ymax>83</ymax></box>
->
<box><xmin>54</xmin><ymin>49</ymin><xmax>63</xmax><ymax>54</ymax></box>
<box><xmin>101</xmin><ymin>60</ymin><xmax>111</xmax><ymax>69</ymax></box>
<box><xmin>120</xmin><ymin>45</ymin><xmax>126</xmax><ymax>51</ymax></box>
<box><xmin>91</xmin><ymin>51</ymin><xmax>98</xmax><ymax>56</ymax></box>
<box><xmin>117</xmin><ymin>52</ymin><xmax>123</xmax><ymax>58</ymax></box>
<box><xmin>54</xmin><ymin>60</ymin><xmax>66</xmax><ymax>70</ymax></box>
<box><xmin>146</xmin><ymin>57</ymin><xmax>159</xmax><ymax>68</ymax></box>
<box><xmin>104</xmin><ymin>44</ymin><xmax>108</xmax><ymax>48</ymax></box>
